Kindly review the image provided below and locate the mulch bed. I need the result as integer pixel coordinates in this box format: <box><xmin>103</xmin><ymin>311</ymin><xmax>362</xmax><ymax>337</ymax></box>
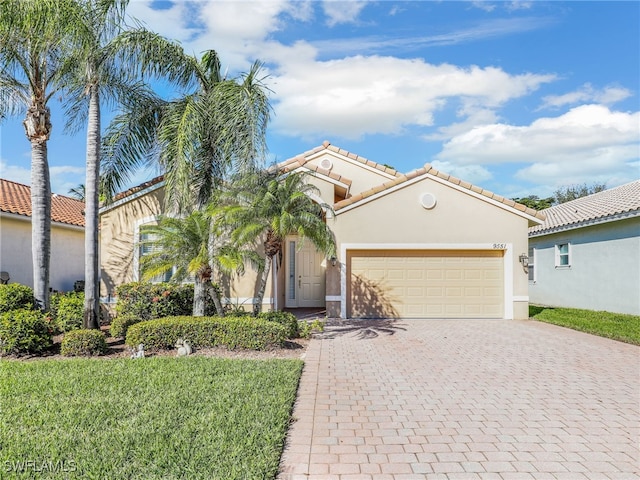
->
<box><xmin>4</xmin><ymin>325</ymin><xmax>310</xmax><ymax>361</ymax></box>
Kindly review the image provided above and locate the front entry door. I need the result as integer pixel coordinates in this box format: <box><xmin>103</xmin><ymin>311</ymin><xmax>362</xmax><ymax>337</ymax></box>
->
<box><xmin>285</xmin><ymin>237</ymin><xmax>326</xmax><ymax>308</ymax></box>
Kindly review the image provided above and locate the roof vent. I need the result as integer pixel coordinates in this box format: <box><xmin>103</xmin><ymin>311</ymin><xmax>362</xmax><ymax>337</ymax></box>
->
<box><xmin>319</xmin><ymin>158</ymin><xmax>333</xmax><ymax>171</ymax></box>
<box><xmin>420</xmin><ymin>192</ymin><xmax>437</xmax><ymax>210</ymax></box>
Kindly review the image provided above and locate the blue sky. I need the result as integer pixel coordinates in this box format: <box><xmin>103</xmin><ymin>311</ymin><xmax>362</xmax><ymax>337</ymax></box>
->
<box><xmin>1</xmin><ymin>0</ymin><xmax>638</xmax><ymax>200</ymax></box>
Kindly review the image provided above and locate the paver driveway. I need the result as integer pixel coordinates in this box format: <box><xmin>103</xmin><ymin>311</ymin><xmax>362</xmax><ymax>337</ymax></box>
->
<box><xmin>278</xmin><ymin>319</ymin><xmax>639</xmax><ymax>480</ymax></box>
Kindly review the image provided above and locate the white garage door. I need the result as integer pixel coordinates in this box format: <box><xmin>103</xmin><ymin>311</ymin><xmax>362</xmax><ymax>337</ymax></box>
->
<box><xmin>349</xmin><ymin>250</ymin><xmax>504</xmax><ymax>319</ymax></box>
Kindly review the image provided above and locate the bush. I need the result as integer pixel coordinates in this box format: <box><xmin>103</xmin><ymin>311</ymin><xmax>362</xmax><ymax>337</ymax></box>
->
<box><xmin>126</xmin><ymin>315</ymin><xmax>287</xmax><ymax>351</ymax></box>
<box><xmin>110</xmin><ymin>314</ymin><xmax>141</xmax><ymax>338</ymax></box>
<box><xmin>61</xmin><ymin>329</ymin><xmax>107</xmax><ymax>357</ymax></box>
<box><xmin>0</xmin><ymin>284</ymin><xmax>34</xmax><ymax>313</ymax></box>
<box><xmin>115</xmin><ymin>283</ymin><xmax>194</xmax><ymax>320</ymax></box>
<box><xmin>0</xmin><ymin>309</ymin><xmax>53</xmax><ymax>356</ymax></box>
<box><xmin>298</xmin><ymin>318</ymin><xmax>325</xmax><ymax>339</ymax></box>
<box><xmin>56</xmin><ymin>292</ymin><xmax>84</xmax><ymax>333</ymax></box>
<box><xmin>258</xmin><ymin>311</ymin><xmax>299</xmax><ymax>339</ymax></box>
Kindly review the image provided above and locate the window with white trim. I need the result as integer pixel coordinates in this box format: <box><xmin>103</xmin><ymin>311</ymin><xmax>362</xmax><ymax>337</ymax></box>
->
<box><xmin>555</xmin><ymin>243</ymin><xmax>571</xmax><ymax>267</ymax></box>
<box><xmin>528</xmin><ymin>247</ymin><xmax>536</xmax><ymax>282</ymax></box>
<box><xmin>139</xmin><ymin>230</ymin><xmax>173</xmax><ymax>282</ymax></box>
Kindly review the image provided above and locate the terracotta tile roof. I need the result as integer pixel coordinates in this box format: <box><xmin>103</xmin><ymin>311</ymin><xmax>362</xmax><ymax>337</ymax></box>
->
<box><xmin>0</xmin><ymin>178</ymin><xmax>85</xmax><ymax>227</ymax></box>
<box><xmin>334</xmin><ymin>164</ymin><xmax>547</xmax><ymax>222</ymax></box>
<box><xmin>278</xmin><ymin>140</ymin><xmax>401</xmax><ymax>179</ymax></box>
<box><xmin>112</xmin><ymin>175</ymin><xmax>164</xmax><ymax>201</ymax></box>
<box><xmin>279</xmin><ymin>157</ymin><xmax>353</xmax><ymax>187</ymax></box>
<box><xmin>529</xmin><ymin>180</ymin><xmax>640</xmax><ymax>235</ymax></box>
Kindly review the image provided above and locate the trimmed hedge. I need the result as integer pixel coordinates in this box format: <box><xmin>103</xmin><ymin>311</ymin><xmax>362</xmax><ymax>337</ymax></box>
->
<box><xmin>126</xmin><ymin>315</ymin><xmax>287</xmax><ymax>351</ymax></box>
<box><xmin>61</xmin><ymin>329</ymin><xmax>108</xmax><ymax>356</ymax></box>
<box><xmin>0</xmin><ymin>284</ymin><xmax>34</xmax><ymax>313</ymax></box>
<box><xmin>109</xmin><ymin>314</ymin><xmax>141</xmax><ymax>338</ymax></box>
<box><xmin>258</xmin><ymin>311</ymin><xmax>299</xmax><ymax>339</ymax></box>
<box><xmin>56</xmin><ymin>293</ymin><xmax>84</xmax><ymax>333</ymax></box>
<box><xmin>0</xmin><ymin>309</ymin><xmax>53</xmax><ymax>355</ymax></box>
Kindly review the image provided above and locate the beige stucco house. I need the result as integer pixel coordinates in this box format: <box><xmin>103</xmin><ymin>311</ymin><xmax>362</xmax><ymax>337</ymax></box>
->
<box><xmin>0</xmin><ymin>178</ymin><xmax>85</xmax><ymax>292</ymax></box>
<box><xmin>100</xmin><ymin>142</ymin><xmax>545</xmax><ymax>319</ymax></box>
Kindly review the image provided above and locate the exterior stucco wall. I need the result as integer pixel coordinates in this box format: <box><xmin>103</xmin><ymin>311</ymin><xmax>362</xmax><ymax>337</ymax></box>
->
<box><xmin>99</xmin><ymin>188</ymin><xmax>165</xmax><ymax>296</ymax></box>
<box><xmin>100</xmin><ymin>187</ymin><xmax>273</xmax><ymax>310</ymax></box>
<box><xmin>529</xmin><ymin>217</ymin><xmax>640</xmax><ymax>315</ymax></box>
<box><xmin>0</xmin><ymin>214</ymin><xmax>84</xmax><ymax>292</ymax></box>
<box><xmin>331</xmin><ymin>176</ymin><xmax>531</xmax><ymax>319</ymax></box>
<box><xmin>305</xmin><ymin>152</ymin><xmax>396</xmax><ymax>196</ymax></box>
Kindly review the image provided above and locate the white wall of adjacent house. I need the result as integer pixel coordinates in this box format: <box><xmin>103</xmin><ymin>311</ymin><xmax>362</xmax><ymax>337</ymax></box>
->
<box><xmin>529</xmin><ymin>217</ymin><xmax>640</xmax><ymax>316</ymax></box>
<box><xmin>0</xmin><ymin>214</ymin><xmax>85</xmax><ymax>293</ymax></box>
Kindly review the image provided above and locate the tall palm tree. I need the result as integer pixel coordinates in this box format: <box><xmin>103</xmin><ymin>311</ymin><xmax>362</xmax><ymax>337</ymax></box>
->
<box><xmin>100</xmin><ymin>49</ymin><xmax>271</xmax><ymax>319</ymax></box>
<box><xmin>223</xmin><ymin>170</ymin><xmax>336</xmax><ymax>316</ymax></box>
<box><xmin>0</xmin><ymin>0</ymin><xmax>79</xmax><ymax>311</ymax></box>
<box><xmin>62</xmin><ymin>0</ymin><xmax>191</xmax><ymax>329</ymax></box>
<box><xmin>100</xmin><ymin>50</ymin><xmax>271</xmax><ymax>211</ymax></box>
<box><xmin>139</xmin><ymin>211</ymin><xmax>259</xmax><ymax>316</ymax></box>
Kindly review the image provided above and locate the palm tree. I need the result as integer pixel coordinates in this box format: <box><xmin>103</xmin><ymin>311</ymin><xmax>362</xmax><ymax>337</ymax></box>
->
<box><xmin>100</xmin><ymin>49</ymin><xmax>271</xmax><ymax>319</ymax></box>
<box><xmin>100</xmin><ymin>50</ymin><xmax>271</xmax><ymax>211</ymax></box>
<box><xmin>0</xmin><ymin>0</ymin><xmax>79</xmax><ymax>311</ymax></box>
<box><xmin>62</xmin><ymin>0</ymin><xmax>192</xmax><ymax>329</ymax></box>
<box><xmin>223</xmin><ymin>170</ymin><xmax>336</xmax><ymax>316</ymax></box>
<box><xmin>139</xmin><ymin>211</ymin><xmax>259</xmax><ymax>316</ymax></box>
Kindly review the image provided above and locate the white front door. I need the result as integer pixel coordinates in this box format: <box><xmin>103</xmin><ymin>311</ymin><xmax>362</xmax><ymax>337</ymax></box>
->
<box><xmin>285</xmin><ymin>237</ymin><xmax>326</xmax><ymax>308</ymax></box>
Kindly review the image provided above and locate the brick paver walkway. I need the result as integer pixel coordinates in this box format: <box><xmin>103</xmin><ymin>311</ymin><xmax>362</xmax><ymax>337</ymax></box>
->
<box><xmin>278</xmin><ymin>319</ymin><xmax>639</xmax><ymax>479</ymax></box>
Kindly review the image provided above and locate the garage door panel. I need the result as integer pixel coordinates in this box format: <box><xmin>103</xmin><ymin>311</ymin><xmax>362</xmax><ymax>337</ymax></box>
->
<box><xmin>350</xmin><ymin>250</ymin><xmax>504</xmax><ymax>319</ymax></box>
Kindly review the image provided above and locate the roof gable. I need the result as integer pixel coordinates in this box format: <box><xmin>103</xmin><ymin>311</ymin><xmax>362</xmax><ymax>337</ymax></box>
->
<box><xmin>334</xmin><ymin>164</ymin><xmax>546</xmax><ymax>225</ymax></box>
<box><xmin>529</xmin><ymin>180</ymin><xmax>640</xmax><ymax>236</ymax></box>
<box><xmin>278</xmin><ymin>141</ymin><xmax>401</xmax><ymax>178</ymax></box>
<box><xmin>0</xmin><ymin>178</ymin><xmax>85</xmax><ymax>227</ymax></box>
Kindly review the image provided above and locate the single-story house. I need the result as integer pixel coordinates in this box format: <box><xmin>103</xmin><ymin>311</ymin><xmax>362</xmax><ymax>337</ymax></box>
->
<box><xmin>100</xmin><ymin>141</ymin><xmax>545</xmax><ymax>319</ymax></box>
<box><xmin>528</xmin><ymin>180</ymin><xmax>640</xmax><ymax>315</ymax></box>
<box><xmin>0</xmin><ymin>178</ymin><xmax>85</xmax><ymax>292</ymax></box>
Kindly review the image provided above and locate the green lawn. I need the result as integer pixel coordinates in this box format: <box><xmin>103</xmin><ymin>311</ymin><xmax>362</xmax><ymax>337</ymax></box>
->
<box><xmin>0</xmin><ymin>357</ymin><xmax>303</xmax><ymax>479</ymax></box>
<box><xmin>530</xmin><ymin>305</ymin><xmax>640</xmax><ymax>345</ymax></box>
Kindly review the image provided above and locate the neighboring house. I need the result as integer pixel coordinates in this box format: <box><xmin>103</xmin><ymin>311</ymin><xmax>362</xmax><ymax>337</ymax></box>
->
<box><xmin>0</xmin><ymin>178</ymin><xmax>85</xmax><ymax>292</ymax></box>
<box><xmin>100</xmin><ymin>141</ymin><xmax>545</xmax><ymax>319</ymax></box>
<box><xmin>528</xmin><ymin>180</ymin><xmax>640</xmax><ymax>315</ymax></box>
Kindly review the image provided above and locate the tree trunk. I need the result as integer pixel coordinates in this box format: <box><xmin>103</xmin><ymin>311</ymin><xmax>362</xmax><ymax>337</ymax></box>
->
<box><xmin>210</xmin><ymin>283</ymin><xmax>224</xmax><ymax>316</ymax></box>
<box><xmin>83</xmin><ymin>85</ymin><xmax>101</xmax><ymax>329</ymax></box>
<box><xmin>253</xmin><ymin>254</ymin><xmax>272</xmax><ymax>316</ymax></box>
<box><xmin>24</xmin><ymin>103</ymin><xmax>52</xmax><ymax>312</ymax></box>
<box><xmin>208</xmin><ymin>225</ymin><xmax>225</xmax><ymax>316</ymax></box>
<box><xmin>193</xmin><ymin>275</ymin><xmax>207</xmax><ymax>317</ymax></box>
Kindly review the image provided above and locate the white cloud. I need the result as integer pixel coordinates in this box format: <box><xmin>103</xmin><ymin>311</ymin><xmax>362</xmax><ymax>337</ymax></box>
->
<box><xmin>435</xmin><ymin>104</ymin><xmax>640</xmax><ymax>187</ymax></box>
<box><xmin>472</xmin><ymin>2</ymin><xmax>496</xmax><ymax>12</ymax></box>
<box><xmin>322</xmin><ymin>0</ymin><xmax>368</xmax><ymax>27</ymax></box>
<box><xmin>0</xmin><ymin>160</ymin><xmax>31</xmax><ymax>186</ymax></box>
<box><xmin>425</xmin><ymin>108</ymin><xmax>499</xmax><ymax>141</ymax></box>
<box><xmin>0</xmin><ymin>161</ymin><xmax>85</xmax><ymax>195</ymax></box>
<box><xmin>271</xmin><ymin>55</ymin><xmax>554</xmax><ymax>140</ymax></box>
<box><xmin>49</xmin><ymin>165</ymin><xmax>87</xmax><ymax>196</ymax></box>
<box><xmin>540</xmin><ymin>84</ymin><xmax>633</xmax><ymax>110</ymax></box>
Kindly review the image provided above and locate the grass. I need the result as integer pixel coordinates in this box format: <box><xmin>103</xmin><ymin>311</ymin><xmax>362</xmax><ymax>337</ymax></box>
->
<box><xmin>530</xmin><ymin>305</ymin><xmax>640</xmax><ymax>345</ymax></box>
<box><xmin>0</xmin><ymin>357</ymin><xmax>303</xmax><ymax>479</ymax></box>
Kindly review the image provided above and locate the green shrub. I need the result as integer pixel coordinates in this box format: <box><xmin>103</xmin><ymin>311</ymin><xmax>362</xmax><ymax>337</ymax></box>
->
<box><xmin>0</xmin><ymin>284</ymin><xmax>34</xmax><ymax>313</ymax></box>
<box><xmin>56</xmin><ymin>292</ymin><xmax>84</xmax><ymax>333</ymax></box>
<box><xmin>110</xmin><ymin>314</ymin><xmax>141</xmax><ymax>338</ymax></box>
<box><xmin>126</xmin><ymin>315</ymin><xmax>287</xmax><ymax>351</ymax></box>
<box><xmin>115</xmin><ymin>283</ymin><xmax>194</xmax><ymax>320</ymax></box>
<box><xmin>258</xmin><ymin>311</ymin><xmax>299</xmax><ymax>338</ymax></box>
<box><xmin>61</xmin><ymin>329</ymin><xmax>107</xmax><ymax>356</ymax></box>
<box><xmin>0</xmin><ymin>309</ymin><xmax>53</xmax><ymax>355</ymax></box>
<box><xmin>48</xmin><ymin>292</ymin><xmax>63</xmax><ymax>323</ymax></box>
<box><xmin>298</xmin><ymin>318</ymin><xmax>325</xmax><ymax>339</ymax></box>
